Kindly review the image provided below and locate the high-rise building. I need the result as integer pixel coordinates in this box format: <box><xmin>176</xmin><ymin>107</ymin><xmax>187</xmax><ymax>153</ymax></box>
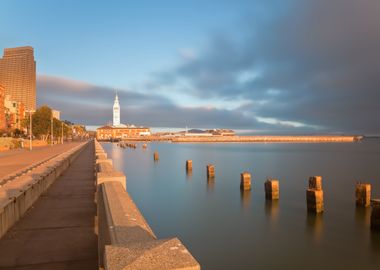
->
<box><xmin>0</xmin><ymin>46</ymin><xmax>36</xmax><ymax>111</ymax></box>
<box><xmin>0</xmin><ymin>84</ymin><xmax>5</xmax><ymax>130</ymax></box>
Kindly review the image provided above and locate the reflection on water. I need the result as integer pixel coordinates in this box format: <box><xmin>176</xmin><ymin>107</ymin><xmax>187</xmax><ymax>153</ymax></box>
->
<box><xmin>306</xmin><ymin>213</ymin><xmax>324</xmax><ymax>243</ymax></box>
<box><xmin>186</xmin><ymin>170</ymin><xmax>193</xmax><ymax>179</ymax></box>
<box><xmin>240</xmin><ymin>190</ymin><xmax>251</xmax><ymax>209</ymax></box>
<box><xmin>102</xmin><ymin>139</ymin><xmax>380</xmax><ymax>270</ymax></box>
<box><xmin>265</xmin><ymin>200</ymin><xmax>279</xmax><ymax>223</ymax></box>
<box><xmin>207</xmin><ymin>178</ymin><xmax>215</xmax><ymax>192</ymax></box>
<box><xmin>355</xmin><ymin>207</ymin><xmax>371</xmax><ymax>228</ymax></box>
<box><xmin>186</xmin><ymin>166</ymin><xmax>193</xmax><ymax>178</ymax></box>
<box><xmin>370</xmin><ymin>232</ymin><xmax>380</xmax><ymax>253</ymax></box>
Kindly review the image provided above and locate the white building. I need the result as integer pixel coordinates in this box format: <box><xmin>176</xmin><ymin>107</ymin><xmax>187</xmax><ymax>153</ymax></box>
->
<box><xmin>113</xmin><ymin>92</ymin><xmax>120</xmax><ymax>126</ymax></box>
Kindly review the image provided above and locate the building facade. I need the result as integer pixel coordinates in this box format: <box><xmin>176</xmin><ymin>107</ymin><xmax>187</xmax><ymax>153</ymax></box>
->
<box><xmin>96</xmin><ymin>126</ymin><xmax>151</xmax><ymax>140</ymax></box>
<box><xmin>0</xmin><ymin>46</ymin><xmax>36</xmax><ymax>111</ymax></box>
<box><xmin>0</xmin><ymin>85</ymin><xmax>5</xmax><ymax>130</ymax></box>
<box><xmin>96</xmin><ymin>92</ymin><xmax>151</xmax><ymax>140</ymax></box>
<box><xmin>4</xmin><ymin>95</ymin><xmax>25</xmax><ymax>130</ymax></box>
<box><xmin>52</xmin><ymin>109</ymin><xmax>60</xmax><ymax>120</ymax></box>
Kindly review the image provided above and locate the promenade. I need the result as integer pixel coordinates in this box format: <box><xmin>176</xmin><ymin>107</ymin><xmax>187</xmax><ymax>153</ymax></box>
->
<box><xmin>0</xmin><ymin>142</ymin><xmax>82</xmax><ymax>178</ymax></box>
<box><xmin>0</xmin><ymin>142</ymin><xmax>98</xmax><ymax>269</ymax></box>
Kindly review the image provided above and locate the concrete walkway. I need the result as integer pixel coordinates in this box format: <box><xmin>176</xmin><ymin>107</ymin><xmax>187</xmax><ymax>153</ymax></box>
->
<box><xmin>0</xmin><ymin>142</ymin><xmax>83</xmax><ymax>178</ymax></box>
<box><xmin>0</xmin><ymin>142</ymin><xmax>98</xmax><ymax>269</ymax></box>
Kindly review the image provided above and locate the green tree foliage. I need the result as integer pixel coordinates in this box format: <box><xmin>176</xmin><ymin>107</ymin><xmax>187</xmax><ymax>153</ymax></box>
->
<box><xmin>22</xmin><ymin>105</ymin><xmax>73</xmax><ymax>141</ymax></box>
<box><xmin>32</xmin><ymin>106</ymin><xmax>51</xmax><ymax>138</ymax></box>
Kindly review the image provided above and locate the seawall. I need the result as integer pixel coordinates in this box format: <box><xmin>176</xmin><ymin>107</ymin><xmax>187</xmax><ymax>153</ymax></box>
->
<box><xmin>95</xmin><ymin>140</ymin><xmax>200</xmax><ymax>270</ymax></box>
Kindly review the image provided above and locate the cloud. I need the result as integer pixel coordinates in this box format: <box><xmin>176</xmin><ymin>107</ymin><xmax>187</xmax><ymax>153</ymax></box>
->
<box><xmin>38</xmin><ymin>74</ymin><xmax>299</xmax><ymax>132</ymax></box>
<box><xmin>36</xmin><ymin>0</ymin><xmax>380</xmax><ymax>134</ymax></box>
<box><xmin>178</xmin><ymin>48</ymin><xmax>197</xmax><ymax>61</ymax></box>
<box><xmin>149</xmin><ymin>0</ymin><xmax>380</xmax><ymax>134</ymax></box>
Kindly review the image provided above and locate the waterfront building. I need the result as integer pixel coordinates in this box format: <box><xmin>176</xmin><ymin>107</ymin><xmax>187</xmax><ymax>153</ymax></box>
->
<box><xmin>0</xmin><ymin>85</ymin><xmax>5</xmax><ymax>130</ymax></box>
<box><xmin>0</xmin><ymin>46</ymin><xmax>36</xmax><ymax>111</ymax></box>
<box><xmin>4</xmin><ymin>95</ymin><xmax>25</xmax><ymax>130</ymax></box>
<box><xmin>96</xmin><ymin>92</ymin><xmax>151</xmax><ymax>140</ymax></box>
<box><xmin>96</xmin><ymin>125</ymin><xmax>151</xmax><ymax>140</ymax></box>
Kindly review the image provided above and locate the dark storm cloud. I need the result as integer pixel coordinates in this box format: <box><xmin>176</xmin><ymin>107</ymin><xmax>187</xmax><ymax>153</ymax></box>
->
<box><xmin>154</xmin><ymin>0</ymin><xmax>380</xmax><ymax>134</ymax></box>
<box><xmin>37</xmin><ymin>75</ymin><xmax>282</xmax><ymax>130</ymax></box>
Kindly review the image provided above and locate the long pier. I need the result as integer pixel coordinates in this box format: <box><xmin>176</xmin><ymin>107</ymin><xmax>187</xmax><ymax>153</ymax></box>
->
<box><xmin>105</xmin><ymin>135</ymin><xmax>362</xmax><ymax>143</ymax></box>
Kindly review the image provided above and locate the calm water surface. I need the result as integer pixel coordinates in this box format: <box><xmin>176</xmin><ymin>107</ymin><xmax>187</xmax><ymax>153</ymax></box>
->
<box><xmin>102</xmin><ymin>139</ymin><xmax>380</xmax><ymax>270</ymax></box>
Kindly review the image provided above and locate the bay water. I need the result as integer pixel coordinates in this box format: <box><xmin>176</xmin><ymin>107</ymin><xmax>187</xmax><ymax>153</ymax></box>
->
<box><xmin>102</xmin><ymin>139</ymin><xmax>380</xmax><ymax>269</ymax></box>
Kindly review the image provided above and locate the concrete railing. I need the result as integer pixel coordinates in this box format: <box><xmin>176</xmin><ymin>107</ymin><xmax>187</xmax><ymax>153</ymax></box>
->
<box><xmin>95</xmin><ymin>140</ymin><xmax>200</xmax><ymax>270</ymax></box>
<box><xmin>0</xmin><ymin>141</ymin><xmax>90</xmax><ymax>238</ymax></box>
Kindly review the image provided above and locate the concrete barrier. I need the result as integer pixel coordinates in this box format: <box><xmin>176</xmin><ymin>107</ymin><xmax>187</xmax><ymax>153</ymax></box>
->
<box><xmin>207</xmin><ymin>164</ymin><xmax>215</xmax><ymax>179</ymax></box>
<box><xmin>0</xmin><ymin>141</ymin><xmax>90</xmax><ymax>239</ymax></box>
<box><xmin>240</xmin><ymin>172</ymin><xmax>251</xmax><ymax>191</ymax></box>
<box><xmin>265</xmin><ymin>179</ymin><xmax>279</xmax><ymax>200</ymax></box>
<box><xmin>95</xmin><ymin>140</ymin><xmax>200</xmax><ymax>270</ymax></box>
<box><xmin>186</xmin><ymin>160</ymin><xmax>193</xmax><ymax>173</ymax></box>
<box><xmin>356</xmin><ymin>183</ymin><xmax>371</xmax><ymax>207</ymax></box>
<box><xmin>153</xmin><ymin>151</ymin><xmax>159</xmax><ymax>161</ymax></box>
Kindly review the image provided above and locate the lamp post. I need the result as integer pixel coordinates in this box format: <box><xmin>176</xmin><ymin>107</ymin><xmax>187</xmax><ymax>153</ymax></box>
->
<box><xmin>26</xmin><ymin>110</ymin><xmax>35</xmax><ymax>151</ymax></box>
<box><xmin>61</xmin><ymin>121</ymin><xmax>64</xmax><ymax>144</ymax></box>
<box><xmin>51</xmin><ymin>114</ymin><xmax>53</xmax><ymax>146</ymax></box>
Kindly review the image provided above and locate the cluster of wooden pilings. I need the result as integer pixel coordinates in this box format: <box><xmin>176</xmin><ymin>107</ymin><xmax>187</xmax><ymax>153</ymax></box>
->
<box><xmin>355</xmin><ymin>183</ymin><xmax>380</xmax><ymax>231</ymax></box>
<box><xmin>118</xmin><ymin>142</ymin><xmax>148</xmax><ymax>149</ymax></box>
<box><xmin>307</xmin><ymin>176</ymin><xmax>324</xmax><ymax>213</ymax></box>
<box><xmin>125</xmin><ymin>147</ymin><xmax>380</xmax><ymax>233</ymax></box>
<box><xmin>189</xmin><ymin>158</ymin><xmax>380</xmax><ymax>231</ymax></box>
<box><xmin>118</xmin><ymin>142</ymin><xmax>137</xmax><ymax>149</ymax></box>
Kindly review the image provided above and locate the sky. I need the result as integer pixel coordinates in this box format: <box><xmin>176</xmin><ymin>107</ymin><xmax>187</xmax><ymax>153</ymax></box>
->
<box><xmin>1</xmin><ymin>0</ymin><xmax>379</xmax><ymax>134</ymax></box>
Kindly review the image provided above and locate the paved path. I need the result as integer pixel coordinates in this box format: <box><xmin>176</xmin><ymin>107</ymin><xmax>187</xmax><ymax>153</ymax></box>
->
<box><xmin>0</xmin><ymin>142</ymin><xmax>98</xmax><ymax>269</ymax></box>
<box><xmin>0</xmin><ymin>142</ymin><xmax>83</xmax><ymax>178</ymax></box>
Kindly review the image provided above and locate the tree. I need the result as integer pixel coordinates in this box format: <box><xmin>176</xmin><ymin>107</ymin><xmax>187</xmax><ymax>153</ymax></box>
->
<box><xmin>22</xmin><ymin>105</ymin><xmax>85</xmax><ymax>142</ymax></box>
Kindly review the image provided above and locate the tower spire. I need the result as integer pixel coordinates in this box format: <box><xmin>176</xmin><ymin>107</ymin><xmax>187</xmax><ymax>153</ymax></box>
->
<box><xmin>113</xmin><ymin>91</ymin><xmax>120</xmax><ymax>126</ymax></box>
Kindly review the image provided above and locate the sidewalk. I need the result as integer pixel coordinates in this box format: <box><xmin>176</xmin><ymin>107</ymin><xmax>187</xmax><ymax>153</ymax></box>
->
<box><xmin>0</xmin><ymin>142</ymin><xmax>82</xmax><ymax>178</ymax></box>
<box><xmin>0</xmin><ymin>142</ymin><xmax>98</xmax><ymax>269</ymax></box>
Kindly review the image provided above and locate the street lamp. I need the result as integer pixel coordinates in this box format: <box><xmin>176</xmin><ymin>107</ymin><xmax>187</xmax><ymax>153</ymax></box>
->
<box><xmin>26</xmin><ymin>110</ymin><xmax>35</xmax><ymax>151</ymax></box>
<box><xmin>61</xmin><ymin>121</ymin><xmax>64</xmax><ymax>144</ymax></box>
<box><xmin>51</xmin><ymin>114</ymin><xmax>53</xmax><ymax>146</ymax></box>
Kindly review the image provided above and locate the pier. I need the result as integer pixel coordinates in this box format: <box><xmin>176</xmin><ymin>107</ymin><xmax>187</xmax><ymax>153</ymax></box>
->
<box><xmin>111</xmin><ymin>135</ymin><xmax>363</xmax><ymax>143</ymax></box>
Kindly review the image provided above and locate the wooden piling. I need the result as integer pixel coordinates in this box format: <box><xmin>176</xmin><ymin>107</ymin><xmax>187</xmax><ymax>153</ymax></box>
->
<box><xmin>186</xmin><ymin>160</ymin><xmax>193</xmax><ymax>172</ymax></box>
<box><xmin>153</xmin><ymin>152</ymin><xmax>159</xmax><ymax>161</ymax></box>
<box><xmin>240</xmin><ymin>172</ymin><xmax>251</xmax><ymax>191</ymax></box>
<box><xmin>306</xmin><ymin>189</ymin><xmax>324</xmax><ymax>213</ymax></box>
<box><xmin>207</xmin><ymin>164</ymin><xmax>215</xmax><ymax>179</ymax></box>
<box><xmin>355</xmin><ymin>183</ymin><xmax>371</xmax><ymax>207</ymax></box>
<box><xmin>265</xmin><ymin>179</ymin><xmax>279</xmax><ymax>200</ymax></box>
<box><xmin>371</xmin><ymin>206</ymin><xmax>380</xmax><ymax>231</ymax></box>
<box><xmin>309</xmin><ymin>176</ymin><xmax>322</xmax><ymax>191</ymax></box>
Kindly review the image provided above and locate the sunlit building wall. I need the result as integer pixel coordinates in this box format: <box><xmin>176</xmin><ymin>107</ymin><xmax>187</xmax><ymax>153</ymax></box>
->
<box><xmin>0</xmin><ymin>46</ymin><xmax>36</xmax><ymax>111</ymax></box>
<box><xmin>0</xmin><ymin>85</ymin><xmax>5</xmax><ymax>130</ymax></box>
